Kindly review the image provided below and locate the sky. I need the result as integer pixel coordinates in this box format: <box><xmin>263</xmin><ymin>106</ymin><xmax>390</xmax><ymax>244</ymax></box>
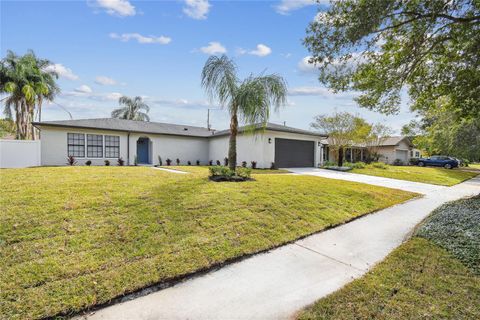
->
<box><xmin>1</xmin><ymin>0</ymin><xmax>416</xmax><ymax>132</ymax></box>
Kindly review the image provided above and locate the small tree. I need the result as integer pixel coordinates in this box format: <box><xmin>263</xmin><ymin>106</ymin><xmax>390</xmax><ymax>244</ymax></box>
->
<box><xmin>363</xmin><ymin>123</ymin><xmax>393</xmax><ymax>162</ymax></box>
<box><xmin>311</xmin><ymin>112</ymin><xmax>369</xmax><ymax>167</ymax></box>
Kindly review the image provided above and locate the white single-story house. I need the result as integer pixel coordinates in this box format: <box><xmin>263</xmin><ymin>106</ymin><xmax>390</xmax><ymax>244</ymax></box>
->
<box><xmin>32</xmin><ymin>118</ymin><xmax>328</xmax><ymax>168</ymax></box>
<box><xmin>322</xmin><ymin>136</ymin><xmax>420</xmax><ymax>165</ymax></box>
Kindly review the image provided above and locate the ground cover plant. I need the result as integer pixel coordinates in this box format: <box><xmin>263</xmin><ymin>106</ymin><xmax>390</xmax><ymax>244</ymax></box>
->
<box><xmin>0</xmin><ymin>166</ymin><xmax>415</xmax><ymax>319</ymax></box>
<box><xmin>298</xmin><ymin>196</ymin><xmax>480</xmax><ymax>320</ymax></box>
<box><xmin>351</xmin><ymin>164</ymin><xmax>477</xmax><ymax>186</ymax></box>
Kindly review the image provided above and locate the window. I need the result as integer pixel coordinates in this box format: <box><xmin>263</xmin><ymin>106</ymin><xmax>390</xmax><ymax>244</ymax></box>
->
<box><xmin>105</xmin><ymin>135</ymin><xmax>120</xmax><ymax>158</ymax></box>
<box><xmin>67</xmin><ymin>133</ymin><xmax>85</xmax><ymax>157</ymax></box>
<box><xmin>87</xmin><ymin>134</ymin><xmax>103</xmax><ymax>158</ymax></box>
<box><xmin>415</xmin><ymin>151</ymin><xmax>420</xmax><ymax>157</ymax></box>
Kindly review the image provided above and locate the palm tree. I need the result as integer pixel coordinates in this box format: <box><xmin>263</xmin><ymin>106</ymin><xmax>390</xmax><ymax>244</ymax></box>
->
<box><xmin>201</xmin><ymin>55</ymin><xmax>287</xmax><ymax>171</ymax></box>
<box><xmin>1</xmin><ymin>50</ymin><xmax>59</xmax><ymax>139</ymax></box>
<box><xmin>111</xmin><ymin>96</ymin><xmax>150</xmax><ymax>121</ymax></box>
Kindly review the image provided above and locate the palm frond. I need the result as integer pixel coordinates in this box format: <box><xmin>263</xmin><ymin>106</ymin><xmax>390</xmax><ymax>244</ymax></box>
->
<box><xmin>201</xmin><ymin>55</ymin><xmax>238</xmax><ymax>107</ymax></box>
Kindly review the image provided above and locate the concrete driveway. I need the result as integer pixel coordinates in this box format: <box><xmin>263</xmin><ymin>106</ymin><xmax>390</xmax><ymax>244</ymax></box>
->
<box><xmin>79</xmin><ymin>176</ymin><xmax>479</xmax><ymax>320</ymax></box>
<box><xmin>288</xmin><ymin>167</ymin><xmax>446</xmax><ymax>194</ymax></box>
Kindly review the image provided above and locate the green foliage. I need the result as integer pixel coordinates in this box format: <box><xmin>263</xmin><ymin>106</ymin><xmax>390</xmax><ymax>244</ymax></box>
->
<box><xmin>208</xmin><ymin>165</ymin><xmax>234</xmax><ymax>177</ymax></box>
<box><xmin>235</xmin><ymin>167</ymin><xmax>252</xmax><ymax>179</ymax></box>
<box><xmin>111</xmin><ymin>96</ymin><xmax>150</xmax><ymax>121</ymax></box>
<box><xmin>408</xmin><ymin>99</ymin><xmax>480</xmax><ymax>162</ymax></box>
<box><xmin>372</xmin><ymin>162</ymin><xmax>388</xmax><ymax>169</ymax></box>
<box><xmin>351</xmin><ymin>161</ymin><xmax>366</xmax><ymax>169</ymax></box>
<box><xmin>416</xmin><ymin>196</ymin><xmax>480</xmax><ymax>274</ymax></box>
<box><xmin>0</xmin><ymin>118</ymin><xmax>15</xmax><ymax>138</ymax></box>
<box><xmin>304</xmin><ymin>0</ymin><xmax>480</xmax><ymax>120</ymax></box>
<box><xmin>1</xmin><ymin>50</ymin><xmax>60</xmax><ymax>139</ymax></box>
<box><xmin>311</xmin><ymin>112</ymin><xmax>370</xmax><ymax>166</ymax></box>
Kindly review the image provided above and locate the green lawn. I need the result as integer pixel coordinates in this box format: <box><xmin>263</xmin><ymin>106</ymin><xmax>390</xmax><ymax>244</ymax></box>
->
<box><xmin>0</xmin><ymin>167</ymin><xmax>415</xmax><ymax>319</ymax></box>
<box><xmin>298</xmin><ymin>196</ymin><xmax>480</xmax><ymax>320</ymax></box>
<box><xmin>351</xmin><ymin>165</ymin><xmax>478</xmax><ymax>186</ymax></box>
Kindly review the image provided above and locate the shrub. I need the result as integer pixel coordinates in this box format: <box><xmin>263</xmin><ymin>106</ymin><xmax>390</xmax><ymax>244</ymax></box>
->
<box><xmin>166</xmin><ymin>158</ymin><xmax>172</xmax><ymax>166</ymax></box>
<box><xmin>409</xmin><ymin>157</ymin><xmax>419</xmax><ymax>165</ymax></box>
<box><xmin>85</xmin><ymin>160</ymin><xmax>92</xmax><ymax>166</ymax></box>
<box><xmin>158</xmin><ymin>156</ymin><xmax>162</xmax><ymax>166</ymax></box>
<box><xmin>461</xmin><ymin>159</ymin><xmax>470</xmax><ymax>167</ymax></box>
<box><xmin>251</xmin><ymin>161</ymin><xmax>257</xmax><ymax>169</ymax></box>
<box><xmin>67</xmin><ymin>156</ymin><xmax>76</xmax><ymax>166</ymax></box>
<box><xmin>242</xmin><ymin>161</ymin><xmax>247</xmax><ymax>168</ymax></box>
<box><xmin>270</xmin><ymin>162</ymin><xmax>276</xmax><ymax>170</ymax></box>
<box><xmin>196</xmin><ymin>160</ymin><xmax>200</xmax><ymax>166</ymax></box>
<box><xmin>117</xmin><ymin>157</ymin><xmax>125</xmax><ymax>166</ymax></box>
<box><xmin>104</xmin><ymin>160</ymin><xmax>110</xmax><ymax>166</ymax></box>
<box><xmin>343</xmin><ymin>161</ymin><xmax>353</xmax><ymax>168</ymax></box>
<box><xmin>372</xmin><ymin>162</ymin><xmax>388</xmax><ymax>169</ymax></box>
<box><xmin>209</xmin><ymin>160</ymin><xmax>213</xmax><ymax>166</ymax></box>
<box><xmin>209</xmin><ymin>166</ymin><xmax>234</xmax><ymax>177</ymax></box>
<box><xmin>187</xmin><ymin>161</ymin><xmax>191</xmax><ymax>166</ymax></box>
<box><xmin>224</xmin><ymin>157</ymin><xmax>229</xmax><ymax>166</ymax></box>
<box><xmin>216</xmin><ymin>160</ymin><xmax>221</xmax><ymax>166</ymax></box>
<box><xmin>176</xmin><ymin>158</ymin><xmax>180</xmax><ymax>165</ymax></box>
<box><xmin>236</xmin><ymin>167</ymin><xmax>252</xmax><ymax>179</ymax></box>
<box><xmin>349</xmin><ymin>161</ymin><xmax>366</xmax><ymax>169</ymax></box>
<box><xmin>322</xmin><ymin>160</ymin><xmax>336</xmax><ymax>167</ymax></box>
<box><xmin>393</xmin><ymin>159</ymin><xmax>404</xmax><ymax>166</ymax></box>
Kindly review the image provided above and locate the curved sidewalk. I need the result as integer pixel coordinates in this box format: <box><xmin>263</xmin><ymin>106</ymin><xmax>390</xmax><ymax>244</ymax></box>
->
<box><xmin>80</xmin><ymin>176</ymin><xmax>479</xmax><ymax>320</ymax></box>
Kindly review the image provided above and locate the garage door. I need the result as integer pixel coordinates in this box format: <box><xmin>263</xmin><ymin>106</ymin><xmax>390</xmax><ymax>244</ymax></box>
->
<box><xmin>275</xmin><ymin>138</ymin><xmax>314</xmax><ymax>168</ymax></box>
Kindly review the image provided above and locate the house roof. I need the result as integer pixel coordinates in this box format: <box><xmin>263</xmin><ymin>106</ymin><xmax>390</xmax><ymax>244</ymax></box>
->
<box><xmin>211</xmin><ymin>122</ymin><xmax>327</xmax><ymax>138</ymax></box>
<box><xmin>33</xmin><ymin>118</ymin><xmax>213</xmax><ymax>137</ymax></box>
<box><xmin>379</xmin><ymin>136</ymin><xmax>413</xmax><ymax>147</ymax></box>
<box><xmin>32</xmin><ymin>118</ymin><xmax>326</xmax><ymax>138</ymax></box>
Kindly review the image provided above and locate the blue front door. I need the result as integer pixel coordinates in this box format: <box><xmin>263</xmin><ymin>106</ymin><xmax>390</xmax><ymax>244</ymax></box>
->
<box><xmin>137</xmin><ymin>138</ymin><xmax>150</xmax><ymax>164</ymax></box>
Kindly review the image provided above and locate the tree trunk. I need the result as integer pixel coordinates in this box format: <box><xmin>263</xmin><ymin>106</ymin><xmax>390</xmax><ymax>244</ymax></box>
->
<box><xmin>338</xmin><ymin>147</ymin><xmax>344</xmax><ymax>167</ymax></box>
<box><xmin>228</xmin><ymin>112</ymin><xmax>238</xmax><ymax>171</ymax></box>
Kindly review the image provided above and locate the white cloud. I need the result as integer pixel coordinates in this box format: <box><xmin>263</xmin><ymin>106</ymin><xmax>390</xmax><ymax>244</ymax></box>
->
<box><xmin>44</xmin><ymin>63</ymin><xmax>79</xmax><ymax>80</ymax></box>
<box><xmin>183</xmin><ymin>0</ymin><xmax>211</xmax><ymax>20</ymax></box>
<box><xmin>95</xmin><ymin>76</ymin><xmax>117</xmax><ymax>85</ymax></box>
<box><xmin>298</xmin><ymin>56</ymin><xmax>318</xmax><ymax>72</ymax></box>
<box><xmin>109</xmin><ymin>32</ymin><xmax>172</xmax><ymax>44</ymax></box>
<box><xmin>289</xmin><ymin>86</ymin><xmax>331</xmax><ymax>96</ymax></box>
<box><xmin>200</xmin><ymin>41</ymin><xmax>227</xmax><ymax>55</ymax></box>
<box><xmin>105</xmin><ymin>92</ymin><xmax>123</xmax><ymax>101</ymax></box>
<box><xmin>275</xmin><ymin>0</ymin><xmax>316</xmax><ymax>15</ymax></box>
<box><xmin>249</xmin><ymin>44</ymin><xmax>272</xmax><ymax>57</ymax></box>
<box><xmin>75</xmin><ymin>85</ymin><xmax>92</xmax><ymax>93</ymax></box>
<box><xmin>94</xmin><ymin>0</ymin><xmax>136</xmax><ymax>17</ymax></box>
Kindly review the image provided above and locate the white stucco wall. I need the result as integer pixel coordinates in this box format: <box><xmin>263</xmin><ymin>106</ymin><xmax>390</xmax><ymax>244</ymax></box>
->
<box><xmin>39</xmin><ymin>127</ymin><xmax>129</xmax><ymax>166</ymax></box>
<box><xmin>128</xmin><ymin>133</ymin><xmax>209</xmax><ymax>166</ymax></box>
<box><xmin>0</xmin><ymin>140</ymin><xmax>41</xmax><ymax>168</ymax></box>
<box><xmin>209</xmin><ymin>130</ymin><xmax>323</xmax><ymax>168</ymax></box>
<box><xmin>38</xmin><ymin>126</ymin><xmax>210</xmax><ymax>166</ymax></box>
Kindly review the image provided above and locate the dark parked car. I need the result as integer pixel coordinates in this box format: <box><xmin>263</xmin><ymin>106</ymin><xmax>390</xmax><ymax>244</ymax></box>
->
<box><xmin>417</xmin><ymin>156</ymin><xmax>459</xmax><ymax>169</ymax></box>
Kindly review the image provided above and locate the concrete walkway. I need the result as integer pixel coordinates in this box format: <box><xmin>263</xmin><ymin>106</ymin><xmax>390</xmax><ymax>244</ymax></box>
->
<box><xmin>152</xmin><ymin>167</ymin><xmax>189</xmax><ymax>174</ymax></box>
<box><xmin>80</xmin><ymin>176</ymin><xmax>480</xmax><ymax>320</ymax></box>
<box><xmin>288</xmin><ymin>167</ymin><xmax>446</xmax><ymax>194</ymax></box>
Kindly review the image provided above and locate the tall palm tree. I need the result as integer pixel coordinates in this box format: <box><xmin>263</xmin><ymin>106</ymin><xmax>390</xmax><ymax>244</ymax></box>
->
<box><xmin>201</xmin><ymin>55</ymin><xmax>287</xmax><ymax>171</ymax></box>
<box><xmin>111</xmin><ymin>96</ymin><xmax>150</xmax><ymax>121</ymax></box>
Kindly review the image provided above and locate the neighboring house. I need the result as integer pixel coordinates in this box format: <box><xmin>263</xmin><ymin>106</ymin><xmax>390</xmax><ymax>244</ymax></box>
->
<box><xmin>32</xmin><ymin>118</ymin><xmax>327</xmax><ymax>168</ymax></box>
<box><xmin>322</xmin><ymin>136</ymin><xmax>416</xmax><ymax>165</ymax></box>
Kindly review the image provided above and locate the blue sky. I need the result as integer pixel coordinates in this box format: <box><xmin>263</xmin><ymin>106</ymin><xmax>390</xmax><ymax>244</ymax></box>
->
<box><xmin>1</xmin><ymin>0</ymin><xmax>415</xmax><ymax>132</ymax></box>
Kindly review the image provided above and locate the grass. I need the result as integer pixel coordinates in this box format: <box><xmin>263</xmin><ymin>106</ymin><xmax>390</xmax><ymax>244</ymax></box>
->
<box><xmin>0</xmin><ymin>167</ymin><xmax>415</xmax><ymax>319</ymax></box>
<box><xmin>351</xmin><ymin>164</ymin><xmax>478</xmax><ymax>186</ymax></box>
<box><xmin>160</xmin><ymin>165</ymin><xmax>290</xmax><ymax>174</ymax></box>
<box><xmin>298</xmin><ymin>196</ymin><xmax>480</xmax><ymax>320</ymax></box>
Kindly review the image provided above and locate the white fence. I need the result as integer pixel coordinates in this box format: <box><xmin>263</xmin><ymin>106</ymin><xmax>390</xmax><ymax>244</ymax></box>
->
<box><xmin>0</xmin><ymin>140</ymin><xmax>41</xmax><ymax>168</ymax></box>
